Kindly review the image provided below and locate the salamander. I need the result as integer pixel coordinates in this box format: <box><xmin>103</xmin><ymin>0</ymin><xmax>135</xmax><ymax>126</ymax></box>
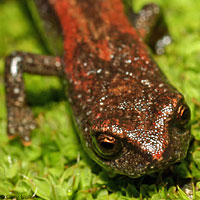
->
<box><xmin>4</xmin><ymin>0</ymin><xmax>191</xmax><ymax>177</ymax></box>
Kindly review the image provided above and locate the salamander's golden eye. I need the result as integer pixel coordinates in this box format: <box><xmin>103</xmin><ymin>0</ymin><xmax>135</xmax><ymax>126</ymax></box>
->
<box><xmin>92</xmin><ymin>133</ymin><xmax>122</xmax><ymax>159</ymax></box>
<box><xmin>177</xmin><ymin>104</ymin><xmax>191</xmax><ymax>125</ymax></box>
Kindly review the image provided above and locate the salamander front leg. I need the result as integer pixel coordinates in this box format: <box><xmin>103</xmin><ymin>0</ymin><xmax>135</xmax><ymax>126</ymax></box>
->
<box><xmin>128</xmin><ymin>3</ymin><xmax>171</xmax><ymax>54</ymax></box>
<box><xmin>4</xmin><ymin>52</ymin><xmax>64</xmax><ymax>145</ymax></box>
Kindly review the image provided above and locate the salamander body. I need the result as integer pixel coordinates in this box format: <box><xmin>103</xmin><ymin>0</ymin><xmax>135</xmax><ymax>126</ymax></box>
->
<box><xmin>5</xmin><ymin>0</ymin><xmax>191</xmax><ymax>178</ymax></box>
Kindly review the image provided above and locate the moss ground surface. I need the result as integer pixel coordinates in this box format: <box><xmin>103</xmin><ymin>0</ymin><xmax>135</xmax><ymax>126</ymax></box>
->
<box><xmin>0</xmin><ymin>0</ymin><xmax>200</xmax><ymax>199</ymax></box>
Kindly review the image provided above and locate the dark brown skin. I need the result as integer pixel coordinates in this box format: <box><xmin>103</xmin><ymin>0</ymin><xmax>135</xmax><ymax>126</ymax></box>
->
<box><xmin>4</xmin><ymin>0</ymin><xmax>191</xmax><ymax>177</ymax></box>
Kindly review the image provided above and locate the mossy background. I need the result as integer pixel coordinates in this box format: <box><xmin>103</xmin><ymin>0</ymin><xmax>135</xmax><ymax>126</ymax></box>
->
<box><xmin>0</xmin><ymin>0</ymin><xmax>200</xmax><ymax>199</ymax></box>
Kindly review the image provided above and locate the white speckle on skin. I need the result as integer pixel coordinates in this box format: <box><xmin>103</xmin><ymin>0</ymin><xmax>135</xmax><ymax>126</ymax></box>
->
<box><xmin>77</xmin><ymin>94</ymin><xmax>82</xmax><ymax>98</ymax></box>
<box><xmin>55</xmin><ymin>61</ymin><xmax>61</xmax><ymax>67</ymax></box>
<box><xmin>13</xmin><ymin>88</ymin><xmax>20</xmax><ymax>94</ymax></box>
<box><xmin>100</xmin><ymin>96</ymin><xmax>105</xmax><ymax>101</ymax></box>
<box><xmin>10</xmin><ymin>56</ymin><xmax>21</xmax><ymax>77</ymax></box>
<box><xmin>27</xmin><ymin>57</ymin><xmax>33</xmax><ymax>64</ymax></box>
<box><xmin>44</xmin><ymin>58</ymin><xmax>50</xmax><ymax>65</ymax></box>
<box><xmin>141</xmin><ymin>79</ymin><xmax>151</xmax><ymax>86</ymax></box>
<box><xmin>97</xmin><ymin>69</ymin><xmax>102</xmax><ymax>73</ymax></box>
<box><xmin>86</xmin><ymin>110</ymin><xmax>92</xmax><ymax>116</ymax></box>
<box><xmin>125</xmin><ymin>59</ymin><xmax>132</xmax><ymax>64</ymax></box>
<box><xmin>134</xmin><ymin>57</ymin><xmax>140</xmax><ymax>61</ymax></box>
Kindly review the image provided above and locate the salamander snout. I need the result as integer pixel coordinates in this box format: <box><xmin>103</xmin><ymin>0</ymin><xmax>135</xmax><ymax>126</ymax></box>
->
<box><xmin>87</xmin><ymin>96</ymin><xmax>191</xmax><ymax>178</ymax></box>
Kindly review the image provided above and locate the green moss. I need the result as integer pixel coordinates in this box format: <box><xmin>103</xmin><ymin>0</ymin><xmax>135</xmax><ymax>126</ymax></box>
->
<box><xmin>0</xmin><ymin>0</ymin><xmax>200</xmax><ymax>199</ymax></box>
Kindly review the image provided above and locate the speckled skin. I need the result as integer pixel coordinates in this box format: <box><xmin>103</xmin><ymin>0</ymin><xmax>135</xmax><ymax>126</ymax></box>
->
<box><xmin>4</xmin><ymin>0</ymin><xmax>191</xmax><ymax>177</ymax></box>
<box><xmin>49</xmin><ymin>0</ymin><xmax>191</xmax><ymax>177</ymax></box>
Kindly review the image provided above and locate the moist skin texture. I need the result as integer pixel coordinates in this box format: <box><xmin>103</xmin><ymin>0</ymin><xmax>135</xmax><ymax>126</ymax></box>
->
<box><xmin>47</xmin><ymin>0</ymin><xmax>191</xmax><ymax>177</ymax></box>
<box><xmin>44</xmin><ymin>0</ymin><xmax>191</xmax><ymax>177</ymax></box>
<box><xmin>5</xmin><ymin>0</ymin><xmax>190</xmax><ymax>178</ymax></box>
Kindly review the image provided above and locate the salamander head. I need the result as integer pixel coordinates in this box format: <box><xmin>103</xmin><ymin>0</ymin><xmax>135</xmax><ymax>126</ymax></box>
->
<box><xmin>84</xmin><ymin>88</ymin><xmax>191</xmax><ymax>177</ymax></box>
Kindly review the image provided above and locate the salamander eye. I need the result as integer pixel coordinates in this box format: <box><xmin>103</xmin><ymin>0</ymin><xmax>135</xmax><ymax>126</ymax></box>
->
<box><xmin>92</xmin><ymin>133</ymin><xmax>122</xmax><ymax>159</ymax></box>
<box><xmin>177</xmin><ymin>104</ymin><xmax>191</xmax><ymax>126</ymax></box>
